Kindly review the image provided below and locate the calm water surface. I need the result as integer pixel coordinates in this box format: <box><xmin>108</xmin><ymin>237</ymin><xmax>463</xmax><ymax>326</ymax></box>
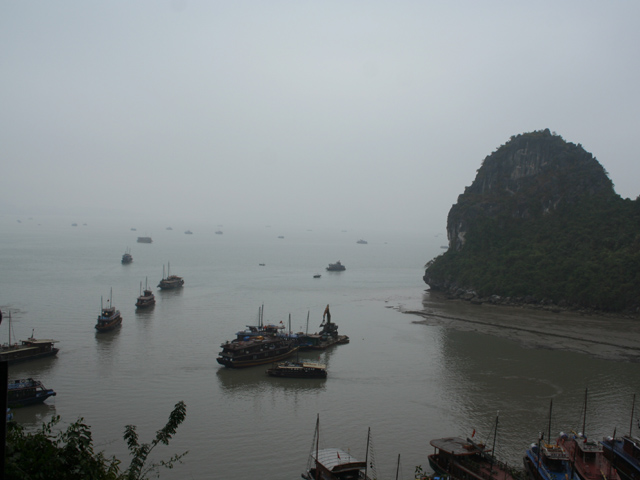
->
<box><xmin>2</xmin><ymin>218</ymin><xmax>639</xmax><ymax>480</ymax></box>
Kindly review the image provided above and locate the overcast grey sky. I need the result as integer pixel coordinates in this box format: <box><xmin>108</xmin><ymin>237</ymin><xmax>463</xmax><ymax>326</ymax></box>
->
<box><xmin>2</xmin><ymin>1</ymin><xmax>638</xmax><ymax>234</ymax></box>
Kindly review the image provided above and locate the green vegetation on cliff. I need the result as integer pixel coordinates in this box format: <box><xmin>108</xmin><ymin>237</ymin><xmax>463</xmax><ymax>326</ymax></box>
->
<box><xmin>424</xmin><ymin>130</ymin><xmax>640</xmax><ymax>312</ymax></box>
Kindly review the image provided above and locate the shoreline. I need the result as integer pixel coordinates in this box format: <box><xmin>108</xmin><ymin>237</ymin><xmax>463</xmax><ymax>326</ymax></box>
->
<box><xmin>402</xmin><ymin>292</ymin><xmax>640</xmax><ymax>363</ymax></box>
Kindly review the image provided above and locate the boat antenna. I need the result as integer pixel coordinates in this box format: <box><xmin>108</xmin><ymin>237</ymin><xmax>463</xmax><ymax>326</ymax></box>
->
<box><xmin>629</xmin><ymin>394</ymin><xmax>636</xmax><ymax>437</ymax></box>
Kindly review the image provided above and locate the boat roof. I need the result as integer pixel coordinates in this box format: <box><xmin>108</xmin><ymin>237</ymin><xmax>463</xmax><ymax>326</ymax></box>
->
<box><xmin>311</xmin><ymin>448</ymin><xmax>366</xmax><ymax>472</ymax></box>
<box><xmin>430</xmin><ymin>437</ymin><xmax>491</xmax><ymax>455</ymax></box>
<box><xmin>23</xmin><ymin>338</ymin><xmax>58</xmax><ymax>344</ymax></box>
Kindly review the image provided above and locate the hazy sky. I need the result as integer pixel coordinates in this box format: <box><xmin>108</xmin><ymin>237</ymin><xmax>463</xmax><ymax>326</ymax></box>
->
<box><xmin>2</xmin><ymin>1</ymin><xmax>639</xmax><ymax>234</ymax></box>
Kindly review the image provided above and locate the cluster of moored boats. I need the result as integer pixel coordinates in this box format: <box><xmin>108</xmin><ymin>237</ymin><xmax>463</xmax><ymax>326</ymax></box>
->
<box><xmin>306</xmin><ymin>394</ymin><xmax>640</xmax><ymax>480</ymax></box>
<box><xmin>216</xmin><ymin>304</ymin><xmax>349</xmax><ymax>378</ymax></box>
<box><xmin>96</xmin><ymin>260</ymin><xmax>185</xmax><ymax>333</ymax></box>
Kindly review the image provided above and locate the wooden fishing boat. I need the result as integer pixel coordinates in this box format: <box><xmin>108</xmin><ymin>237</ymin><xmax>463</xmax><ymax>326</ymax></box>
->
<box><xmin>302</xmin><ymin>415</ymin><xmax>377</xmax><ymax>480</ymax></box>
<box><xmin>95</xmin><ymin>289</ymin><xmax>122</xmax><ymax>332</ymax></box>
<box><xmin>523</xmin><ymin>400</ymin><xmax>577</xmax><ymax>480</ymax></box>
<box><xmin>601</xmin><ymin>395</ymin><xmax>640</xmax><ymax>480</ymax></box>
<box><xmin>8</xmin><ymin>378</ymin><xmax>56</xmax><ymax>408</ymax></box>
<box><xmin>157</xmin><ymin>263</ymin><xmax>184</xmax><ymax>290</ymax></box>
<box><xmin>0</xmin><ymin>311</ymin><xmax>59</xmax><ymax>364</ymax></box>
<box><xmin>429</xmin><ymin>417</ymin><xmax>524</xmax><ymax>480</ymax></box>
<box><xmin>135</xmin><ymin>277</ymin><xmax>155</xmax><ymax>308</ymax></box>
<box><xmin>557</xmin><ymin>389</ymin><xmax>621</xmax><ymax>480</ymax></box>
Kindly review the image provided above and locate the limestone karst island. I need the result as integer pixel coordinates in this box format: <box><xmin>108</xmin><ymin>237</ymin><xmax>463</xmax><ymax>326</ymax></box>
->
<box><xmin>423</xmin><ymin>129</ymin><xmax>640</xmax><ymax>314</ymax></box>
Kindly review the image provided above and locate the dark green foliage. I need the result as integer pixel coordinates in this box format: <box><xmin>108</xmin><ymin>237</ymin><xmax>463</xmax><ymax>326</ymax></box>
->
<box><xmin>5</xmin><ymin>402</ymin><xmax>188</xmax><ymax>480</ymax></box>
<box><xmin>425</xmin><ymin>130</ymin><xmax>640</xmax><ymax>312</ymax></box>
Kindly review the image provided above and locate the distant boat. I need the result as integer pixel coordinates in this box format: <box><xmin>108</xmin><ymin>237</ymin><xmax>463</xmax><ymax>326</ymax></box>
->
<box><xmin>326</xmin><ymin>261</ymin><xmax>346</xmax><ymax>271</ymax></box>
<box><xmin>135</xmin><ymin>278</ymin><xmax>156</xmax><ymax>308</ymax></box>
<box><xmin>95</xmin><ymin>289</ymin><xmax>122</xmax><ymax>332</ymax></box>
<box><xmin>215</xmin><ymin>230</ymin><xmax>223</xmax><ymax>235</ymax></box>
<box><xmin>185</xmin><ymin>230</ymin><xmax>193</xmax><ymax>235</ymax></box>
<box><xmin>259</xmin><ymin>263</ymin><xmax>266</xmax><ymax>266</ymax></box>
<box><xmin>137</xmin><ymin>236</ymin><xmax>152</xmax><ymax>243</ymax></box>
<box><xmin>71</xmin><ymin>223</ymin><xmax>78</xmax><ymax>227</ymax></box>
<box><xmin>356</xmin><ymin>239</ymin><xmax>368</xmax><ymax>244</ymax></box>
<box><xmin>313</xmin><ymin>274</ymin><xmax>321</xmax><ymax>278</ymax></box>
<box><xmin>0</xmin><ymin>311</ymin><xmax>59</xmax><ymax>364</ymax></box>
<box><xmin>278</xmin><ymin>235</ymin><xmax>284</xmax><ymax>239</ymax></box>
<box><xmin>157</xmin><ymin>263</ymin><xmax>184</xmax><ymax>290</ymax></box>
<box><xmin>131</xmin><ymin>228</ymin><xmax>137</xmax><ymax>231</ymax></box>
<box><xmin>8</xmin><ymin>378</ymin><xmax>56</xmax><ymax>408</ymax></box>
<box><xmin>166</xmin><ymin>227</ymin><xmax>173</xmax><ymax>230</ymax></box>
<box><xmin>297</xmin><ymin>305</ymin><xmax>349</xmax><ymax>350</ymax></box>
<box><xmin>121</xmin><ymin>247</ymin><xmax>133</xmax><ymax>264</ymax></box>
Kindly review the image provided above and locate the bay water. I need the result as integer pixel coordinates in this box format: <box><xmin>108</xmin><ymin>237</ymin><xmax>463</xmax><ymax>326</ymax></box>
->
<box><xmin>2</xmin><ymin>217</ymin><xmax>639</xmax><ymax>480</ymax></box>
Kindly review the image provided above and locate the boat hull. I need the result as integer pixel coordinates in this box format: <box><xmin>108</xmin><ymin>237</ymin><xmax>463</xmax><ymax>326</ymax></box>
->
<box><xmin>266</xmin><ymin>362</ymin><xmax>327</xmax><ymax>378</ymax></box>
<box><xmin>217</xmin><ymin>346</ymin><xmax>298</xmax><ymax>368</ymax></box>
<box><xmin>0</xmin><ymin>348</ymin><xmax>59</xmax><ymax>365</ymax></box>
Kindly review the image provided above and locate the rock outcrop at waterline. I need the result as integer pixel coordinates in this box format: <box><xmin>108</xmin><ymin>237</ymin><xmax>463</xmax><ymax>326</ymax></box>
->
<box><xmin>423</xmin><ymin>129</ymin><xmax>640</xmax><ymax>313</ymax></box>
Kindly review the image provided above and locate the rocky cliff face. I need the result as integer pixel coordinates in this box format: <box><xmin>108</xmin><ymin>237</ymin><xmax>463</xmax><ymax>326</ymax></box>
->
<box><xmin>446</xmin><ymin>129</ymin><xmax>613</xmax><ymax>252</ymax></box>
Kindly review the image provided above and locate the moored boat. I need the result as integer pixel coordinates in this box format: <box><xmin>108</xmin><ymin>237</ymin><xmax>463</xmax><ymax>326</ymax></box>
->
<box><xmin>326</xmin><ymin>260</ymin><xmax>346</xmax><ymax>271</ymax></box>
<box><xmin>157</xmin><ymin>263</ymin><xmax>184</xmax><ymax>290</ymax></box>
<box><xmin>216</xmin><ymin>306</ymin><xmax>298</xmax><ymax>368</ymax></box>
<box><xmin>430</xmin><ymin>436</ymin><xmax>524</xmax><ymax>480</ymax></box>
<box><xmin>135</xmin><ymin>277</ymin><xmax>156</xmax><ymax>308</ymax></box>
<box><xmin>302</xmin><ymin>415</ymin><xmax>377</xmax><ymax>480</ymax></box>
<box><xmin>95</xmin><ymin>289</ymin><xmax>122</xmax><ymax>332</ymax></box>
<box><xmin>557</xmin><ymin>389</ymin><xmax>621</xmax><ymax>480</ymax></box>
<box><xmin>297</xmin><ymin>305</ymin><xmax>349</xmax><ymax>350</ymax></box>
<box><xmin>601</xmin><ymin>395</ymin><xmax>640</xmax><ymax>480</ymax></box>
<box><xmin>266</xmin><ymin>360</ymin><xmax>327</xmax><ymax>378</ymax></box>
<box><xmin>8</xmin><ymin>378</ymin><xmax>57</xmax><ymax>408</ymax></box>
<box><xmin>0</xmin><ymin>311</ymin><xmax>59</xmax><ymax>364</ymax></box>
<box><xmin>523</xmin><ymin>401</ymin><xmax>577</xmax><ymax>480</ymax></box>
<box><xmin>121</xmin><ymin>247</ymin><xmax>133</xmax><ymax>264</ymax></box>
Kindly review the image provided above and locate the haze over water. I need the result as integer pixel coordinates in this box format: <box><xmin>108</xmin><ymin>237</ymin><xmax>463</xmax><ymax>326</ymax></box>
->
<box><xmin>3</xmin><ymin>217</ymin><xmax>640</xmax><ymax>480</ymax></box>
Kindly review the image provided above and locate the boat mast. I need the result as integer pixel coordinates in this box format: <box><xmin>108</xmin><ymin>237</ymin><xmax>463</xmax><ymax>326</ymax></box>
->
<box><xmin>364</xmin><ymin>427</ymin><xmax>370</xmax><ymax>480</ymax></box>
<box><xmin>489</xmin><ymin>412</ymin><xmax>499</xmax><ymax>473</ymax></box>
<box><xmin>395</xmin><ymin>453</ymin><xmax>400</xmax><ymax>480</ymax></box>
<box><xmin>8</xmin><ymin>310</ymin><xmax>11</xmax><ymax>346</ymax></box>
<box><xmin>306</xmin><ymin>310</ymin><xmax>310</xmax><ymax>335</ymax></box>
<box><xmin>630</xmin><ymin>394</ymin><xmax>636</xmax><ymax>437</ymax></box>
<box><xmin>582</xmin><ymin>388</ymin><xmax>588</xmax><ymax>436</ymax></box>
<box><xmin>314</xmin><ymin>414</ymin><xmax>320</xmax><ymax>480</ymax></box>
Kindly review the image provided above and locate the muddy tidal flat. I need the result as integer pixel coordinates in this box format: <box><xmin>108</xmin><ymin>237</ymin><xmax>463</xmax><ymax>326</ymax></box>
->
<box><xmin>405</xmin><ymin>291</ymin><xmax>640</xmax><ymax>363</ymax></box>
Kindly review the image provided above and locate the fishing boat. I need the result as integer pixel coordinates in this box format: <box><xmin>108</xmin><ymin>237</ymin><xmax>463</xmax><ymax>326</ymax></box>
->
<box><xmin>8</xmin><ymin>378</ymin><xmax>57</xmax><ymax>408</ymax></box>
<box><xmin>121</xmin><ymin>247</ymin><xmax>133</xmax><ymax>264</ymax></box>
<box><xmin>297</xmin><ymin>305</ymin><xmax>349</xmax><ymax>350</ymax></box>
<box><xmin>137</xmin><ymin>236</ymin><xmax>152</xmax><ymax>243</ymax></box>
<box><xmin>95</xmin><ymin>289</ymin><xmax>122</xmax><ymax>332</ymax></box>
<box><xmin>326</xmin><ymin>261</ymin><xmax>346</xmax><ymax>271</ymax></box>
<box><xmin>313</xmin><ymin>274</ymin><xmax>321</xmax><ymax>278</ymax></box>
<box><xmin>557</xmin><ymin>389</ymin><xmax>621</xmax><ymax>480</ymax></box>
<box><xmin>184</xmin><ymin>230</ymin><xmax>193</xmax><ymax>234</ymax></box>
<box><xmin>302</xmin><ymin>415</ymin><xmax>377</xmax><ymax>480</ymax></box>
<box><xmin>0</xmin><ymin>311</ymin><xmax>59</xmax><ymax>364</ymax></box>
<box><xmin>601</xmin><ymin>395</ymin><xmax>640</xmax><ymax>480</ymax></box>
<box><xmin>429</xmin><ymin>417</ymin><xmax>524</xmax><ymax>480</ymax></box>
<box><xmin>216</xmin><ymin>306</ymin><xmax>298</xmax><ymax>368</ymax></box>
<box><xmin>135</xmin><ymin>278</ymin><xmax>156</xmax><ymax>308</ymax></box>
<box><xmin>523</xmin><ymin>401</ymin><xmax>577</xmax><ymax>480</ymax></box>
<box><xmin>157</xmin><ymin>263</ymin><xmax>184</xmax><ymax>290</ymax></box>
<box><xmin>266</xmin><ymin>360</ymin><xmax>327</xmax><ymax>378</ymax></box>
